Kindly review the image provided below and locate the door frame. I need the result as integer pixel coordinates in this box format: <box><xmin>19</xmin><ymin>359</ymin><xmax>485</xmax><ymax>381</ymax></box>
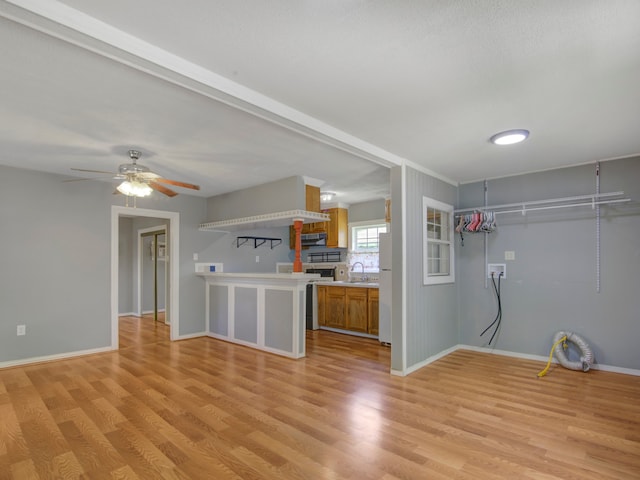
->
<box><xmin>111</xmin><ymin>206</ymin><xmax>180</xmax><ymax>347</ymax></box>
<box><xmin>137</xmin><ymin>225</ymin><xmax>168</xmax><ymax>322</ymax></box>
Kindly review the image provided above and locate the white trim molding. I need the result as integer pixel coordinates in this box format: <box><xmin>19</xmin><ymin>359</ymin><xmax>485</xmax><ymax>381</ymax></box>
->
<box><xmin>393</xmin><ymin>344</ymin><xmax>640</xmax><ymax>378</ymax></box>
<box><xmin>0</xmin><ymin>346</ymin><xmax>114</xmax><ymax>369</ymax></box>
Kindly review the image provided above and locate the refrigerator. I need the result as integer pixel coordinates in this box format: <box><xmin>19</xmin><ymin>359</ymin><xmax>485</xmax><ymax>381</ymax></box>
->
<box><xmin>378</xmin><ymin>232</ymin><xmax>392</xmax><ymax>345</ymax></box>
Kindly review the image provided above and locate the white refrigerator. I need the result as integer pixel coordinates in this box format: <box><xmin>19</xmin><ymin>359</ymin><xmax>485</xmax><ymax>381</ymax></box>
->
<box><xmin>378</xmin><ymin>232</ymin><xmax>392</xmax><ymax>345</ymax></box>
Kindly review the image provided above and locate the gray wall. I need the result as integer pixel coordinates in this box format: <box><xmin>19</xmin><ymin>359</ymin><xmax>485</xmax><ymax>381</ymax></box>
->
<box><xmin>457</xmin><ymin>157</ymin><xmax>640</xmax><ymax>370</ymax></box>
<box><xmin>205</xmin><ymin>175</ymin><xmax>304</xmax><ymax>221</ymax></box>
<box><xmin>405</xmin><ymin>166</ymin><xmax>458</xmax><ymax>368</ymax></box>
<box><xmin>390</xmin><ymin>165</ymin><xmax>459</xmax><ymax>373</ymax></box>
<box><xmin>0</xmin><ymin>164</ymin><xmax>211</xmax><ymax>362</ymax></box>
<box><xmin>349</xmin><ymin>198</ymin><xmax>385</xmax><ymax>223</ymax></box>
<box><xmin>198</xmin><ymin>226</ymin><xmax>294</xmax><ymax>272</ymax></box>
<box><xmin>1</xmin><ymin>166</ymin><xmax>114</xmax><ymax>360</ymax></box>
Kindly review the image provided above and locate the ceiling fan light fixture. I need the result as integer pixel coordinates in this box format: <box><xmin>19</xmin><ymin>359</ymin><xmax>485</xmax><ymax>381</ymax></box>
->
<box><xmin>490</xmin><ymin>129</ymin><xmax>530</xmax><ymax>145</ymax></box>
<box><xmin>320</xmin><ymin>191</ymin><xmax>335</xmax><ymax>202</ymax></box>
<box><xmin>117</xmin><ymin>179</ymin><xmax>152</xmax><ymax>197</ymax></box>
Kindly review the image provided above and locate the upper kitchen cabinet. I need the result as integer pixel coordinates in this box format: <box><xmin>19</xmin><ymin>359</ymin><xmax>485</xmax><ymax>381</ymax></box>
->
<box><xmin>325</xmin><ymin>208</ymin><xmax>348</xmax><ymax>248</ymax></box>
<box><xmin>306</xmin><ymin>185</ymin><xmax>321</xmax><ymax>213</ymax></box>
<box><xmin>289</xmin><ymin>207</ymin><xmax>348</xmax><ymax>249</ymax></box>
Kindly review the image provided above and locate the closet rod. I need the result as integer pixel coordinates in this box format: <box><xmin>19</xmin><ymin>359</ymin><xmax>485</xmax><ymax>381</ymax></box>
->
<box><xmin>491</xmin><ymin>198</ymin><xmax>630</xmax><ymax>216</ymax></box>
<box><xmin>454</xmin><ymin>191</ymin><xmax>627</xmax><ymax>215</ymax></box>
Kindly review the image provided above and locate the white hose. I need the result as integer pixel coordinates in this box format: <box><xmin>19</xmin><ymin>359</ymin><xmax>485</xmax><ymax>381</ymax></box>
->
<box><xmin>553</xmin><ymin>331</ymin><xmax>594</xmax><ymax>372</ymax></box>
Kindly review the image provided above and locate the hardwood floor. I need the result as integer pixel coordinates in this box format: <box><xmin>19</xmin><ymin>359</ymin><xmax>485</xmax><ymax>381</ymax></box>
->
<box><xmin>1</xmin><ymin>317</ymin><xmax>639</xmax><ymax>479</ymax></box>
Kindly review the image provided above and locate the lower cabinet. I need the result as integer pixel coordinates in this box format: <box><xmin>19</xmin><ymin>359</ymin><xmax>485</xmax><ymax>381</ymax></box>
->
<box><xmin>345</xmin><ymin>288</ymin><xmax>368</xmax><ymax>333</ymax></box>
<box><xmin>325</xmin><ymin>286</ymin><xmax>346</xmax><ymax>329</ymax></box>
<box><xmin>319</xmin><ymin>285</ymin><xmax>379</xmax><ymax>336</ymax></box>
<box><xmin>368</xmin><ymin>288</ymin><xmax>379</xmax><ymax>336</ymax></box>
<box><xmin>317</xmin><ymin>285</ymin><xmax>326</xmax><ymax>326</ymax></box>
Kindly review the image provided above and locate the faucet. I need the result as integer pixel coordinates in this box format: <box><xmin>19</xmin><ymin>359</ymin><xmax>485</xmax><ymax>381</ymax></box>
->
<box><xmin>350</xmin><ymin>262</ymin><xmax>368</xmax><ymax>282</ymax></box>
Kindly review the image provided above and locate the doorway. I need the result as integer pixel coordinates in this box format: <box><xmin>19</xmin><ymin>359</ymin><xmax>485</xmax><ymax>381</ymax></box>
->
<box><xmin>138</xmin><ymin>226</ymin><xmax>168</xmax><ymax>324</ymax></box>
<box><xmin>111</xmin><ymin>206</ymin><xmax>180</xmax><ymax>349</ymax></box>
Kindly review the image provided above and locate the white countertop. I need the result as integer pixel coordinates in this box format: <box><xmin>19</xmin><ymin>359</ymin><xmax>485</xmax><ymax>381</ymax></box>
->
<box><xmin>197</xmin><ymin>272</ymin><xmax>321</xmax><ymax>280</ymax></box>
<box><xmin>315</xmin><ymin>280</ymin><xmax>379</xmax><ymax>288</ymax></box>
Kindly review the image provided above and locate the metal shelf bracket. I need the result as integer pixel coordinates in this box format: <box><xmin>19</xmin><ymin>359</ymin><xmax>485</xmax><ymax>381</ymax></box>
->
<box><xmin>236</xmin><ymin>236</ymin><xmax>282</xmax><ymax>249</ymax></box>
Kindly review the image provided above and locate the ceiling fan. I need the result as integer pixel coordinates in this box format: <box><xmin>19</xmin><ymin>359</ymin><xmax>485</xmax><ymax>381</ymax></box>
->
<box><xmin>70</xmin><ymin>150</ymin><xmax>200</xmax><ymax>197</ymax></box>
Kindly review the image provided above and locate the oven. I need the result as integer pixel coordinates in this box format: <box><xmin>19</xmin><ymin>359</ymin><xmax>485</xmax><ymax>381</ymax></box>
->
<box><xmin>305</xmin><ymin>267</ymin><xmax>335</xmax><ymax>330</ymax></box>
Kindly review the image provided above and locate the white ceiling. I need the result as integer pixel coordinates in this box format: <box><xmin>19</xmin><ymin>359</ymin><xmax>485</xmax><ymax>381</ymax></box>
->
<box><xmin>1</xmin><ymin>0</ymin><xmax>639</xmax><ymax>204</ymax></box>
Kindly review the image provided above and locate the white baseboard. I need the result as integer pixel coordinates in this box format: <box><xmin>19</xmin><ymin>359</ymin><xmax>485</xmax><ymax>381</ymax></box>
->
<box><xmin>118</xmin><ymin>312</ymin><xmax>137</xmax><ymax>317</ymax></box>
<box><xmin>459</xmin><ymin>344</ymin><xmax>550</xmax><ymax>363</ymax></box>
<box><xmin>458</xmin><ymin>344</ymin><xmax>640</xmax><ymax>377</ymax></box>
<box><xmin>391</xmin><ymin>344</ymin><xmax>460</xmax><ymax>377</ymax></box>
<box><xmin>319</xmin><ymin>326</ymin><xmax>378</xmax><ymax>340</ymax></box>
<box><xmin>0</xmin><ymin>346</ymin><xmax>115</xmax><ymax>370</ymax></box>
<box><xmin>174</xmin><ymin>332</ymin><xmax>206</xmax><ymax>341</ymax></box>
<box><xmin>394</xmin><ymin>344</ymin><xmax>640</xmax><ymax>378</ymax></box>
<box><xmin>142</xmin><ymin>309</ymin><xmax>166</xmax><ymax>314</ymax></box>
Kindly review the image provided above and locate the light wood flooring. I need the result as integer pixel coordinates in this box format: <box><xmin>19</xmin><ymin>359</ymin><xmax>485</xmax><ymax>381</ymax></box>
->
<box><xmin>0</xmin><ymin>315</ymin><xmax>638</xmax><ymax>479</ymax></box>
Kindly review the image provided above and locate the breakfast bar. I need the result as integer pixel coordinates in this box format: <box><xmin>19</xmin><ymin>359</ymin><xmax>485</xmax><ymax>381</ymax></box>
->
<box><xmin>197</xmin><ymin>272</ymin><xmax>320</xmax><ymax>358</ymax></box>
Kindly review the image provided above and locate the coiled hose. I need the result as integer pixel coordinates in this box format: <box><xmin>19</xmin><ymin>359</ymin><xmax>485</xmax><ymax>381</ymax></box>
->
<box><xmin>537</xmin><ymin>331</ymin><xmax>594</xmax><ymax>377</ymax></box>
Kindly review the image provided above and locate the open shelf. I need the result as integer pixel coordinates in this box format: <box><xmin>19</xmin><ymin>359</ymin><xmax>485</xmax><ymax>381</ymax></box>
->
<box><xmin>199</xmin><ymin>209</ymin><xmax>331</xmax><ymax>232</ymax></box>
<box><xmin>236</xmin><ymin>236</ymin><xmax>282</xmax><ymax>249</ymax></box>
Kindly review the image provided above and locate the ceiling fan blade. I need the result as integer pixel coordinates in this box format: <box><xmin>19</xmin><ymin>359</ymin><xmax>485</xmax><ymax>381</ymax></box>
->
<box><xmin>154</xmin><ymin>177</ymin><xmax>200</xmax><ymax>190</ymax></box>
<box><xmin>71</xmin><ymin>168</ymin><xmax>115</xmax><ymax>174</ymax></box>
<box><xmin>63</xmin><ymin>176</ymin><xmax>114</xmax><ymax>183</ymax></box>
<box><xmin>149</xmin><ymin>181</ymin><xmax>178</xmax><ymax>197</ymax></box>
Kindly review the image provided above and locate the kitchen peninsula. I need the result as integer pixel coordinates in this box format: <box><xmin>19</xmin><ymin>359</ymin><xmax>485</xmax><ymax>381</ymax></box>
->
<box><xmin>197</xmin><ymin>272</ymin><xmax>320</xmax><ymax>358</ymax></box>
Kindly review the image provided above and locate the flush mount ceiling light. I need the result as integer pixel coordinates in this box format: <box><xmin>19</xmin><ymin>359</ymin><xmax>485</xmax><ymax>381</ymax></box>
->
<box><xmin>116</xmin><ymin>179</ymin><xmax>153</xmax><ymax>197</ymax></box>
<box><xmin>320</xmin><ymin>191</ymin><xmax>336</xmax><ymax>202</ymax></box>
<box><xmin>490</xmin><ymin>129</ymin><xmax>530</xmax><ymax>145</ymax></box>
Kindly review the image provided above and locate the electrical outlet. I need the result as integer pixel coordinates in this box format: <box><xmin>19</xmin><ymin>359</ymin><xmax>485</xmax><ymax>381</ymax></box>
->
<box><xmin>193</xmin><ymin>253</ymin><xmax>198</xmax><ymax>261</ymax></box>
<box><xmin>505</xmin><ymin>250</ymin><xmax>515</xmax><ymax>261</ymax></box>
<box><xmin>255</xmin><ymin>255</ymin><xmax>260</xmax><ymax>263</ymax></box>
<box><xmin>17</xmin><ymin>325</ymin><xmax>26</xmax><ymax>336</ymax></box>
<box><xmin>487</xmin><ymin>263</ymin><xmax>506</xmax><ymax>279</ymax></box>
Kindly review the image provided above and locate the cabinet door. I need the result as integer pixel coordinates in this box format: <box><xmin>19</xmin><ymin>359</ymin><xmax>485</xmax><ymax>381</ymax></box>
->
<box><xmin>325</xmin><ymin>208</ymin><xmax>348</xmax><ymax>248</ymax></box>
<box><xmin>311</xmin><ymin>221</ymin><xmax>327</xmax><ymax>233</ymax></box>
<box><xmin>345</xmin><ymin>287</ymin><xmax>368</xmax><ymax>333</ymax></box>
<box><xmin>317</xmin><ymin>286</ymin><xmax>326</xmax><ymax>326</ymax></box>
<box><xmin>367</xmin><ymin>288</ymin><xmax>379</xmax><ymax>336</ymax></box>
<box><xmin>325</xmin><ymin>286</ymin><xmax>346</xmax><ymax>329</ymax></box>
<box><xmin>306</xmin><ymin>185</ymin><xmax>321</xmax><ymax>213</ymax></box>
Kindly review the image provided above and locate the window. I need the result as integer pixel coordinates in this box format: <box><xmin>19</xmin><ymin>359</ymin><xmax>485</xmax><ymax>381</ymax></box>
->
<box><xmin>423</xmin><ymin>197</ymin><xmax>455</xmax><ymax>285</ymax></box>
<box><xmin>349</xmin><ymin>221</ymin><xmax>387</xmax><ymax>272</ymax></box>
<box><xmin>352</xmin><ymin>224</ymin><xmax>387</xmax><ymax>252</ymax></box>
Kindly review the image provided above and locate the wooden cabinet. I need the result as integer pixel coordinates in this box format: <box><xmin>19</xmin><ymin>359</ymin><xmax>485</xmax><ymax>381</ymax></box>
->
<box><xmin>345</xmin><ymin>287</ymin><xmax>368</xmax><ymax>333</ymax></box>
<box><xmin>325</xmin><ymin>208</ymin><xmax>348</xmax><ymax>248</ymax></box>
<box><xmin>325</xmin><ymin>286</ymin><xmax>346</xmax><ymax>329</ymax></box>
<box><xmin>289</xmin><ymin>207</ymin><xmax>348</xmax><ymax>250</ymax></box>
<box><xmin>367</xmin><ymin>288</ymin><xmax>379</xmax><ymax>336</ymax></box>
<box><xmin>320</xmin><ymin>285</ymin><xmax>379</xmax><ymax>336</ymax></box>
<box><xmin>290</xmin><ymin>185</ymin><xmax>323</xmax><ymax>248</ymax></box>
<box><xmin>317</xmin><ymin>285</ymin><xmax>326</xmax><ymax>326</ymax></box>
<box><xmin>305</xmin><ymin>185</ymin><xmax>321</xmax><ymax>213</ymax></box>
